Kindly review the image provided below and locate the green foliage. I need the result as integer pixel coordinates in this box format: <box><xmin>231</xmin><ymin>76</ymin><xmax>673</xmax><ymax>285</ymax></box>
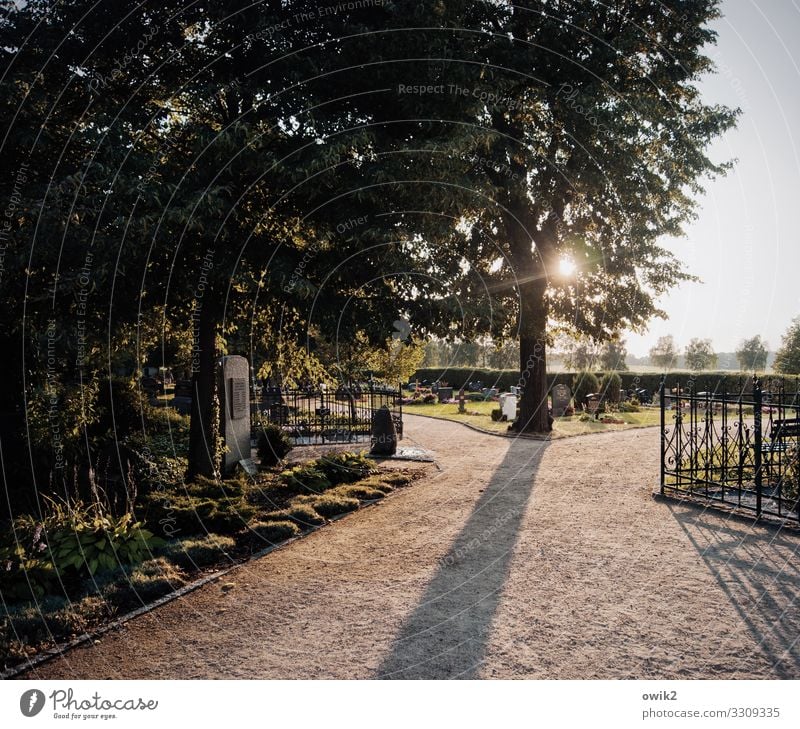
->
<box><xmin>735</xmin><ymin>336</ymin><xmax>769</xmax><ymax>372</ymax></box>
<box><xmin>572</xmin><ymin>372</ymin><xmax>600</xmax><ymax>408</ymax></box>
<box><xmin>296</xmin><ymin>494</ymin><xmax>360</xmax><ymax>518</ymax></box>
<box><xmin>685</xmin><ymin>338</ymin><xmax>718</xmax><ymax>371</ymax></box>
<box><xmin>104</xmin><ymin>558</ymin><xmax>188</xmax><ymax>603</ymax></box>
<box><xmin>649</xmin><ymin>336</ymin><xmax>678</xmax><ymax>370</ymax></box>
<box><xmin>774</xmin><ymin>318</ymin><xmax>800</xmax><ymax>375</ymax></box>
<box><xmin>140</xmin><ymin>476</ymin><xmax>254</xmax><ymax>536</ymax></box>
<box><xmin>599</xmin><ymin>340</ymin><xmax>628</xmax><ymax>371</ymax></box>
<box><xmin>256</xmin><ymin>423</ymin><xmax>292</xmax><ymax>466</ymax></box>
<box><xmin>279</xmin><ymin>465</ymin><xmax>332</xmax><ymax>494</ymax></box>
<box><xmin>45</xmin><ymin>506</ymin><xmax>163</xmax><ymax>579</ymax></box>
<box><xmin>0</xmin><ymin>501</ymin><xmax>163</xmax><ymax>605</ymax></box>
<box><xmin>600</xmin><ymin>372</ymin><xmax>622</xmax><ymax>404</ymax></box>
<box><xmin>159</xmin><ymin>535</ymin><xmax>236</xmax><ymax>570</ymax></box>
<box><xmin>491</xmin><ymin>408</ymin><xmax>502</xmax><ymax>422</ymax></box>
<box><xmin>260</xmin><ymin>504</ymin><xmax>326</xmax><ymax>528</ymax></box>
<box><xmin>356</xmin><ymin>471</ymin><xmax>412</xmax><ymax>492</ymax></box>
<box><xmin>316</xmin><ymin>451</ymin><xmax>375</xmax><ymax>484</ymax></box>
<box><xmin>250</xmin><ymin>520</ymin><xmax>300</xmax><ymax>544</ymax></box>
<box><xmin>330</xmin><ymin>484</ymin><xmax>386</xmax><ymax>501</ymax></box>
<box><xmin>619</xmin><ymin>400</ymin><xmax>640</xmax><ymax>413</ymax></box>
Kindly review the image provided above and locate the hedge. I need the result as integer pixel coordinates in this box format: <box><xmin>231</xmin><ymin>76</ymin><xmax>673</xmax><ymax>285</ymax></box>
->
<box><xmin>410</xmin><ymin>368</ymin><xmax>795</xmax><ymax>396</ymax></box>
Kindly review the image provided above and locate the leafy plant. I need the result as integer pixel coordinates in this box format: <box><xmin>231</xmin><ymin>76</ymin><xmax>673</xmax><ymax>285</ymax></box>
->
<box><xmin>256</xmin><ymin>423</ymin><xmax>292</xmax><ymax>466</ymax></box>
<box><xmin>572</xmin><ymin>371</ymin><xmax>600</xmax><ymax>409</ymax></box>
<box><xmin>600</xmin><ymin>371</ymin><xmax>622</xmax><ymax>405</ymax></box>
<box><xmin>279</xmin><ymin>465</ymin><xmax>331</xmax><ymax>493</ymax></box>
<box><xmin>316</xmin><ymin>451</ymin><xmax>375</xmax><ymax>484</ymax></box>
<box><xmin>45</xmin><ymin>505</ymin><xmax>163</xmax><ymax>578</ymax></box>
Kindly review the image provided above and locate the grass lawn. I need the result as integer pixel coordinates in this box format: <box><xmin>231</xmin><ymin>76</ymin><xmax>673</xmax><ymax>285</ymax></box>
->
<box><xmin>403</xmin><ymin>400</ymin><xmax>662</xmax><ymax>438</ymax></box>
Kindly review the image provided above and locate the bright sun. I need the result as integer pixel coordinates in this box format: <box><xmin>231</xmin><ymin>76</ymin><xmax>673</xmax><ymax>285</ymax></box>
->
<box><xmin>558</xmin><ymin>257</ymin><xmax>576</xmax><ymax>276</ymax></box>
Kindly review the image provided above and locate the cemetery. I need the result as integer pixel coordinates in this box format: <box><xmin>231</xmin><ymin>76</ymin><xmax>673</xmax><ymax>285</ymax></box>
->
<box><xmin>1</xmin><ymin>0</ymin><xmax>799</xmax><ymax>688</ymax></box>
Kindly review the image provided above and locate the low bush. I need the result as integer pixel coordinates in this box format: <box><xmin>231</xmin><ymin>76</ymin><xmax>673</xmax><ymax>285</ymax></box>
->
<box><xmin>279</xmin><ymin>464</ymin><xmax>332</xmax><ymax>494</ymax></box>
<box><xmin>572</xmin><ymin>371</ymin><xmax>600</xmax><ymax>408</ymax></box>
<box><xmin>316</xmin><ymin>451</ymin><xmax>375</xmax><ymax>484</ymax></box>
<box><xmin>490</xmin><ymin>408</ymin><xmax>502</xmax><ymax>421</ymax></box>
<box><xmin>357</xmin><ymin>471</ymin><xmax>413</xmax><ymax>491</ymax></box>
<box><xmin>256</xmin><ymin>423</ymin><xmax>292</xmax><ymax>466</ymax></box>
<box><xmin>141</xmin><ymin>477</ymin><xmax>254</xmax><ymax>536</ymax></box>
<box><xmin>330</xmin><ymin>484</ymin><xmax>385</xmax><ymax>501</ymax></box>
<box><xmin>0</xmin><ymin>501</ymin><xmax>163</xmax><ymax>605</ymax></box>
<box><xmin>250</xmin><ymin>520</ymin><xmax>300</xmax><ymax>543</ymax></box>
<box><xmin>618</xmin><ymin>401</ymin><xmax>640</xmax><ymax>413</ymax></box>
<box><xmin>159</xmin><ymin>535</ymin><xmax>236</xmax><ymax>570</ymax></box>
<box><xmin>114</xmin><ymin>557</ymin><xmax>188</xmax><ymax>603</ymax></box>
<box><xmin>296</xmin><ymin>494</ymin><xmax>360</xmax><ymax>518</ymax></box>
<box><xmin>260</xmin><ymin>504</ymin><xmax>325</xmax><ymax>528</ymax></box>
<box><xmin>600</xmin><ymin>371</ymin><xmax>623</xmax><ymax>404</ymax></box>
<box><xmin>3</xmin><ymin>594</ymin><xmax>112</xmax><ymax>650</ymax></box>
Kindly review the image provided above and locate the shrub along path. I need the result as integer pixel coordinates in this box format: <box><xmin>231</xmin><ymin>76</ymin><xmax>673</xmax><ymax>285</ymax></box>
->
<box><xmin>28</xmin><ymin>416</ymin><xmax>800</xmax><ymax>679</ymax></box>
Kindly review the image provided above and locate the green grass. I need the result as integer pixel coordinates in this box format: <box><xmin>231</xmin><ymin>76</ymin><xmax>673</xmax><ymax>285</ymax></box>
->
<box><xmin>404</xmin><ymin>400</ymin><xmax>662</xmax><ymax>437</ymax></box>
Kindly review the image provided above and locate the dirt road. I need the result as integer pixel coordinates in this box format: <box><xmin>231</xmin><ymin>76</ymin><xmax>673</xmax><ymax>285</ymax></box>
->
<box><xmin>27</xmin><ymin>415</ymin><xmax>800</xmax><ymax>679</ymax></box>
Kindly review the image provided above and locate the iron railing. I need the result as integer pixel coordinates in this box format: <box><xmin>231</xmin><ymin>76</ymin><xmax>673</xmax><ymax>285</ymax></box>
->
<box><xmin>660</xmin><ymin>377</ymin><xmax>800</xmax><ymax>522</ymax></box>
<box><xmin>251</xmin><ymin>384</ymin><xmax>403</xmax><ymax>446</ymax></box>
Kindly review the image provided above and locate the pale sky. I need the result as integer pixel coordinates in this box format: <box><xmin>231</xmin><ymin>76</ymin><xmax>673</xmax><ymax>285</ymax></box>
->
<box><xmin>625</xmin><ymin>0</ymin><xmax>800</xmax><ymax>357</ymax></box>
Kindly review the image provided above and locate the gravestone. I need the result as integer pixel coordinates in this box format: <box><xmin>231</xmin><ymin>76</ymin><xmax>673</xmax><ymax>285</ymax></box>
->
<box><xmin>458</xmin><ymin>388</ymin><xmax>466</xmax><ymax>414</ymax></box>
<box><xmin>551</xmin><ymin>384</ymin><xmax>571</xmax><ymax>417</ymax></box>
<box><xmin>437</xmin><ymin>387</ymin><xmax>453</xmax><ymax>403</ymax></box>
<box><xmin>370</xmin><ymin>405</ymin><xmax>397</xmax><ymax>456</ymax></box>
<box><xmin>500</xmin><ymin>393</ymin><xmax>517</xmax><ymax>421</ymax></box>
<box><xmin>586</xmin><ymin>394</ymin><xmax>602</xmax><ymax>417</ymax></box>
<box><xmin>218</xmin><ymin>355</ymin><xmax>251</xmax><ymax>474</ymax></box>
<box><xmin>171</xmin><ymin>378</ymin><xmax>193</xmax><ymax>415</ymax></box>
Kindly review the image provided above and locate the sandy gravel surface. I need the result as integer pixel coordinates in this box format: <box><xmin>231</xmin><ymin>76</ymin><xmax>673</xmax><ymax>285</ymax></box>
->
<box><xmin>27</xmin><ymin>416</ymin><xmax>800</xmax><ymax>679</ymax></box>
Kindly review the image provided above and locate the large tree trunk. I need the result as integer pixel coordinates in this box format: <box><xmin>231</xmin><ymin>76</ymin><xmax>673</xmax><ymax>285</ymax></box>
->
<box><xmin>513</xmin><ymin>274</ymin><xmax>551</xmax><ymax>433</ymax></box>
<box><xmin>187</xmin><ymin>304</ymin><xmax>219</xmax><ymax>480</ymax></box>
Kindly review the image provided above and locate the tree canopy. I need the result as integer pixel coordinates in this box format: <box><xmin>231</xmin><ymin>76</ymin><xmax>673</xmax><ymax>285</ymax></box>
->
<box><xmin>0</xmin><ymin>0</ymin><xmax>739</xmax><ymax>495</ymax></box>
<box><xmin>774</xmin><ymin>318</ymin><xmax>800</xmax><ymax>375</ymax></box>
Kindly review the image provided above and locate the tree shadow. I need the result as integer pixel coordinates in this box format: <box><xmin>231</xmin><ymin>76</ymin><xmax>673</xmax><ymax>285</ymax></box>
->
<box><xmin>376</xmin><ymin>438</ymin><xmax>547</xmax><ymax>679</ymax></box>
<box><xmin>668</xmin><ymin>503</ymin><xmax>800</xmax><ymax>678</ymax></box>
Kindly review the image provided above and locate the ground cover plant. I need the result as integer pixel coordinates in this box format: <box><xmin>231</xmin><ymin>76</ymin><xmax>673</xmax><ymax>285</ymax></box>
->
<box><xmin>0</xmin><ymin>449</ymin><xmax>421</xmax><ymax>670</ymax></box>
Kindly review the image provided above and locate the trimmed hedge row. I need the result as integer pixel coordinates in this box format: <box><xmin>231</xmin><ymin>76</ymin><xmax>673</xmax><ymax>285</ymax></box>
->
<box><xmin>411</xmin><ymin>368</ymin><xmax>793</xmax><ymax>395</ymax></box>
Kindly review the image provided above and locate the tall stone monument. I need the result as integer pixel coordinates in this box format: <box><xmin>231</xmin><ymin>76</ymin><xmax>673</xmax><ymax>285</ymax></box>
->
<box><xmin>218</xmin><ymin>355</ymin><xmax>251</xmax><ymax>474</ymax></box>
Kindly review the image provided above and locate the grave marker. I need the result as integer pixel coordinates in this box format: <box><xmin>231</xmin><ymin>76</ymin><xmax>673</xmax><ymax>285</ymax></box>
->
<box><xmin>551</xmin><ymin>384</ymin><xmax>571</xmax><ymax>417</ymax></box>
<box><xmin>218</xmin><ymin>355</ymin><xmax>251</xmax><ymax>474</ymax></box>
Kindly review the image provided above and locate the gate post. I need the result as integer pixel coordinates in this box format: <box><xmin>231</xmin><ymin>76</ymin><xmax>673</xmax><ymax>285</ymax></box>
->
<box><xmin>659</xmin><ymin>375</ymin><xmax>666</xmax><ymax>495</ymax></box>
<box><xmin>753</xmin><ymin>375</ymin><xmax>763</xmax><ymax>518</ymax></box>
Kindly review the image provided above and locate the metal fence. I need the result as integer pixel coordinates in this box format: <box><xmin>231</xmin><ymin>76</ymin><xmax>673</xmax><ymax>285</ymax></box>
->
<box><xmin>660</xmin><ymin>377</ymin><xmax>800</xmax><ymax>522</ymax></box>
<box><xmin>251</xmin><ymin>384</ymin><xmax>403</xmax><ymax>446</ymax></box>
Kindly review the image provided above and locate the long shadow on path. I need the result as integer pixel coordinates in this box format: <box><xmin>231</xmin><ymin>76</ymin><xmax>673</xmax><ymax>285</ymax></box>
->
<box><xmin>669</xmin><ymin>504</ymin><xmax>800</xmax><ymax>678</ymax></box>
<box><xmin>377</xmin><ymin>438</ymin><xmax>548</xmax><ymax>679</ymax></box>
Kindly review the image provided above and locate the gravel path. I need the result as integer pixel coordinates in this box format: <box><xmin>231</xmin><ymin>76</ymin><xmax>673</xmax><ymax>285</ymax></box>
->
<box><xmin>27</xmin><ymin>416</ymin><xmax>800</xmax><ymax>679</ymax></box>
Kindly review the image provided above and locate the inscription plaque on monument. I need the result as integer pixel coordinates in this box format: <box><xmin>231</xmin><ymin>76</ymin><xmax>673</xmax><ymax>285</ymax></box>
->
<box><xmin>230</xmin><ymin>377</ymin><xmax>247</xmax><ymax>420</ymax></box>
